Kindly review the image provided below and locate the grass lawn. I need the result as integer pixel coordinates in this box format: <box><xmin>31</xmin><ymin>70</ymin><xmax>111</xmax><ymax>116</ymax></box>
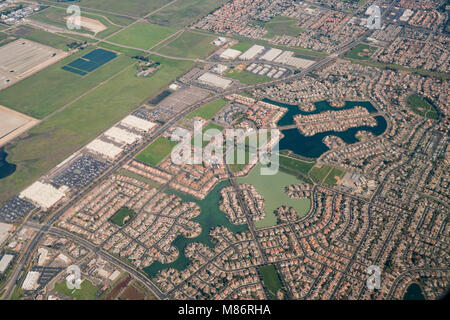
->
<box><xmin>136</xmin><ymin>137</ymin><xmax>178</xmax><ymax>166</ymax></box>
<box><xmin>110</xmin><ymin>207</ymin><xmax>136</xmax><ymax>226</ymax></box>
<box><xmin>108</xmin><ymin>22</ymin><xmax>177</xmax><ymax>50</ymax></box>
<box><xmin>345</xmin><ymin>43</ymin><xmax>377</xmax><ymax>60</ymax></box>
<box><xmin>225</xmin><ymin>69</ymin><xmax>271</xmax><ymax>85</ymax></box>
<box><xmin>231</xmin><ymin>42</ymin><xmax>253</xmax><ymax>52</ymax></box>
<box><xmin>310</xmin><ymin>164</ymin><xmax>333</xmax><ymax>184</ymax></box>
<box><xmin>186</xmin><ymin>99</ymin><xmax>228</xmax><ymax>120</ymax></box>
<box><xmin>238</xmin><ymin>163</ymin><xmax>310</xmax><ymax>228</ymax></box>
<box><xmin>259</xmin><ymin>265</ymin><xmax>284</xmax><ymax>299</ymax></box>
<box><xmin>0</xmin><ymin>55</ymin><xmax>194</xmax><ymax>205</ymax></box>
<box><xmin>148</xmin><ymin>0</ymin><xmax>227</xmax><ymax>28</ymax></box>
<box><xmin>263</xmin><ymin>16</ymin><xmax>304</xmax><ymax>39</ymax></box>
<box><xmin>10</xmin><ymin>287</ymin><xmax>24</xmax><ymax>300</ymax></box>
<box><xmin>0</xmin><ymin>47</ymin><xmax>132</xmax><ymax>118</ymax></box>
<box><xmin>54</xmin><ymin>279</ymin><xmax>100</xmax><ymax>300</ymax></box>
<box><xmin>406</xmin><ymin>94</ymin><xmax>439</xmax><ymax>120</ymax></box>
<box><xmin>279</xmin><ymin>154</ymin><xmax>315</xmax><ymax>183</ymax></box>
<box><xmin>97</xmin><ymin>42</ymin><xmax>145</xmax><ymax>56</ymax></box>
<box><xmin>155</xmin><ymin>30</ymin><xmax>217</xmax><ymax>59</ymax></box>
<box><xmin>323</xmin><ymin>167</ymin><xmax>345</xmax><ymax>187</ymax></box>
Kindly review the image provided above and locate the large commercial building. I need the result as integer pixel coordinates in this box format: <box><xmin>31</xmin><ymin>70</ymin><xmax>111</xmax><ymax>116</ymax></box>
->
<box><xmin>19</xmin><ymin>181</ymin><xmax>68</xmax><ymax>210</ymax></box>
<box><xmin>198</xmin><ymin>72</ymin><xmax>232</xmax><ymax>89</ymax></box>
<box><xmin>0</xmin><ymin>253</ymin><xmax>14</xmax><ymax>274</ymax></box>
<box><xmin>239</xmin><ymin>45</ymin><xmax>265</xmax><ymax>60</ymax></box>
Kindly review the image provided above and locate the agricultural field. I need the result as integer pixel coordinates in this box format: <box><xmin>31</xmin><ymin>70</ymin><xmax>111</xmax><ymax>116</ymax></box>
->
<box><xmin>259</xmin><ymin>265</ymin><xmax>285</xmax><ymax>300</ymax></box>
<box><xmin>62</xmin><ymin>48</ymin><xmax>117</xmax><ymax>75</ymax></box>
<box><xmin>29</xmin><ymin>5</ymin><xmax>133</xmax><ymax>38</ymax></box>
<box><xmin>345</xmin><ymin>43</ymin><xmax>378</xmax><ymax>60</ymax></box>
<box><xmin>148</xmin><ymin>0</ymin><xmax>227</xmax><ymax>28</ymax></box>
<box><xmin>54</xmin><ymin>280</ymin><xmax>101</xmax><ymax>300</ymax></box>
<box><xmin>155</xmin><ymin>30</ymin><xmax>217</xmax><ymax>59</ymax></box>
<box><xmin>225</xmin><ymin>69</ymin><xmax>271</xmax><ymax>85</ymax></box>
<box><xmin>407</xmin><ymin>94</ymin><xmax>439</xmax><ymax>120</ymax></box>
<box><xmin>186</xmin><ymin>99</ymin><xmax>228</xmax><ymax>120</ymax></box>
<box><xmin>0</xmin><ymin>55</ymin><xmax>194</xmax><ymax>204</ymax></box>
<box><xmin>21</xmin><ymin>29</ymin><xmax>78</xmax><ymax>51</ymax></box>
<box><xmin>110</xmin><ymin>207</ymin><xmax>136</xmax><ymax>226</ymax></box>
<box><xmin>136</xmin><ymin>137</ymin><xmax>178</xmax><ymax>166</ymax></box>
<box><xmin>50</xmin><ymin>0</ymin><xmax>173</xmax><ymax>18</ymax></box>
<box><xmin>108</xmin><ymin>22</ymin><xmax>177</xmax><ymax>50</ymax></box>
<box><xmin>263</xmin><ymin>16</ymin><xmax>305</xmax><ymax>39</ymax></box>
<box><xmin>238</xmin><ymin>163</ymin><xmax>311</xmax><ymax>228</ymax></box>
<box><xmin>0</xmin><ymin>47</ymin><xmax>131</xmax><ymax>118</ymax></box>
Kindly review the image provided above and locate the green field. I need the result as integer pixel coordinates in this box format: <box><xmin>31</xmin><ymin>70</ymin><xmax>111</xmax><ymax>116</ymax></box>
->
<box><xmin>72</xmin><ymin>0</ymin><xmax>171</xmax><ymax>17</ymax></box>
<box><xmin>279</xmin><ymin>155</ymin><xmax>315</xmax><ymax>183</ymax></box>
<box><xmin>0</xmin><ymin>55</ymin><xmax>194</xmax><ymax>204</ymax></box>
<box><xmin>192</xmin><ymin>122</ymin><xmax>224</xmax><ymax>147</ymax></box>
<box><xmin>148</xmin><ymin>0</ymin><xmax>227</xmax><ymax>28</ymax></box>
<box><xmin>345</xmin><ymin>43</ymin><xmax>378</xmax><ymax>60</ymax></box>
<box><xmin>263</xmin><ymin>16</ymin><xmax>304</xmax><ymax>39</ymax></box>
<box><xmin>186</xmin><ymin>99</ymin><xmax>228</xmax><ymax>120</ymax></box>
<box><xmin>225</xmin><ymin>69</ymin><xmax>271</xmax><ymax>85</ymax></box>
<box><xmin>108</xmin><ymin>22</ymin><xmax>177</xmax><ymax>50</ymax></box>
<box><xmin>259</xmin><ymin>265</ymin><xmax>284</xmax><ymax>299</ymax></box>
<box><xmin>310</xmin><ymin>165</ymin><xmax>333</xmax><ymax>184</ymax></box>
<box><xmin>406</xmin><ymin>94</ymin><xmax>439</xmax><ymax>120</ymax></box>
<box><xmin>110</xmin><ymin>207</ymin><xmax>136</xmax><ymax>226</ymax></box>
<box><xmin>54</xmin><ymin>280</ymin><xmax>100</xmax><ymax>300</ymax></box>
<box><xmin>29</xmin><ymin>5</ymin><xmax>132</xmax><ymax>38</ymax></box>
<box><xmin>97</xmin><ymin>42</ymin><xmax>145</xmax><ymax>56</ymax></box>
<box><xmin>237</xmin><ymin>163</ymin><xmax>311</xmax><ymax>228</ymax></box>
<box><xmin>231</xmin><ymin>42</ymin><xmax>252</xmax><ymax>52</ymax></box>
<box><xmin>323</xmin><ymin>167</ymin><xmax>345</xmax><ymax>186</ymax></box>
<box><xmin>0</xmin><ymin>48</ymin><xmax>132</xmax><ymax>118</ymax></box>
<box><xmin>155</xmin><ymin>30</ymin><xmax>217</xmax><ymax>59</ymax></box>
<box><xmin>22</xmin><ymin>29</ymin><xmax>78</xmax><ymax>51</ymax></box>
<box><xmin>136</xmin><ymin>137</ymin><xmax>178</xmax><ymax>166</ymax></box>
<box><xmin>116</xmin><ymin>169</ymin><xmax>161</xmax><ymax>188</ymax></box>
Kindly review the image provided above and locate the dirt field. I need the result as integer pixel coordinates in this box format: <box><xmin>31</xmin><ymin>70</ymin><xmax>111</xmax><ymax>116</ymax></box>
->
<box><xmin>0</xmin><ymin>105</ymin><xmax>39</xmax><ymax>147</ymax></box>
<box><xmin>0</xmin><ymin>38</ymin><xmax>68</xmax><ymax>90</ymax></box>
<box><xmin>65</xmin><ymin>16</ymin><xmax>107</xmax><ymax>34</ymax></box>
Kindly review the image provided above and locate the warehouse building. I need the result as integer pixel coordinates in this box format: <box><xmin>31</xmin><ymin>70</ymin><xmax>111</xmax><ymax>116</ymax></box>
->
<box><xmin>198</xmin><ymin>72</ymin><xmax>232</xmax><ymax>89</ymax></box>
<box><xmin>120</xmin><ymin>115</ymin><xmax>157</xmax><ymax>133</ymax></box>
<box><xmin>86</xmin><ymin>139</ymin><xmax>123</xmax><ymax>161</ymax></box>
<box><xmin>0</xmin><ymin>253</ymin><xmax>14</xmax><ymax>274</ymax></box>
<box><xmin>22</xmin><ymin>271</ymin><xmax>41</xmax><ymax>291</ymax></box>
<box><xmin>239</xmin><ymin>44</ymin><xmax>265</xmax><ymax>60</ymax></box>
<box><xmin>104</xmin><ymin>127</ymin><xmax>142</xmax><ymax>145</ymax></box>
<box><xmin>19</xmin><ymin>181</ymin><xmax>68</xmax><ymax>210</ymax></box>
<box><xmin>219</xmin><ymin>48</ymin><xmax>242</xmax><ymax>60</ymax></box>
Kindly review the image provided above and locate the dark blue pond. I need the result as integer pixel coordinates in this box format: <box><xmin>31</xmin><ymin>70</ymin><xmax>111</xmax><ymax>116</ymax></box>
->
<box><xmin>403</xmin><ymin>283</ymin><xmax>425</xmax><ymax>300</ymax></box>
<box><xmin>263</xmin><ymin>98</ymin><xmax>387</xmax><ymax>159</ymax></box>
<box><xmin>0</xmin><ymin>147</ymin><xmax>16</xmax><ymax>179</ymax></box>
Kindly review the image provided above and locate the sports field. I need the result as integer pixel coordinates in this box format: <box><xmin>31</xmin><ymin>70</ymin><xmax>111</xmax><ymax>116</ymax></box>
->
<box><xmin>237</xmin><ymin>163</ymin><xmax>311</xmax><ymax>228</ymax></box>
<box><xmin>0</xmin><ymin>55</ymin><xmax>194</xmax><ymax>204</ymax></box>
<box><xmin>186</xmin><ymin>99</ymin><xmax>228</xmax><ymax>120</ymax></box>
<box><xmin>323</xmin><ymin>167</ymin><xmax>345</xmax><ymax>187</ymax></box>
<box><xmin>407</xmin><ymin>94</ymin><xmax>439</xmax><ymax>120</ymax></box>
<box><xmin>110</xmin><ymin>207</ymin><xmax>136</xmax><ymax>226</ymax></box>
<box><xmin>108</xmin><ymin>22</ymin><xmax>177</xmax><ymax>50</ymax></box>
<box><xmin>155</xmin><ymin>30</ymin><xmax>217</xmax><ymax>59</ymax></box>
<box><xmin>54</xmin><ymin>280</ymin><xmax>100</xmax><ymax>300</ymax></box>
<box><xmin>345</xmin><ymin>43</ymin><xmax>377</xmax><ymax>60</ymax></box>
<box><xmin>263</xmin><ymin>16</ymin><xmax>304</xmax><ymax>39</ymax></box>
<box><xmin>136</xmin><ymin>137</ymin><xmax>178</xmax><ymax>166</ymax></box>
<box><xmin>148</xmin><ymin>0</ymin><xmax>227</xmax><ymax>28</ymax></box>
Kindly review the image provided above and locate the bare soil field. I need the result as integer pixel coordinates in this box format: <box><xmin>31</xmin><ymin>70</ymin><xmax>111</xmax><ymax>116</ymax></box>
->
<box><xmin>65</xmin><ymin>16</ymin><xmax>107</xmax><ymax>34</ymax></box>
<box><xmin>0</xmin><ymin>105</ymin><xmax>39</xmax><ymax>147</ymax></box>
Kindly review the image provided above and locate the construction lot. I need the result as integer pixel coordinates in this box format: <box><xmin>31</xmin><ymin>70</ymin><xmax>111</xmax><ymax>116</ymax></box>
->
<box><xmin>0</xmin><ymin>38</ymin><xmax>68</xmax><ymax>90</ymax></box>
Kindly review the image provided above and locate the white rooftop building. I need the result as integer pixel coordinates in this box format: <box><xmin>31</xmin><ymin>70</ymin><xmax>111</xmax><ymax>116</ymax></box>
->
<box><xmin>120</xmin><ymin>115</ymin><xmax>157</xmax><ymax>132</ymax></box>
<box><xmin>219</xmin><ymin>48</ymin><xmax>242</xmax><ymax>60</ymax></box>
<box><xmin>0</xmin><ymin>222</ymin><xmax>13</xmax><ymax>246</ymax></box>
<box><xmin>86</xmin><ymin>139</ymin><xmax>123</xmax><ymax>161</ymax></box>
<box><xmin>273</xmin><ymin>51</ymin><xmax>315</xmax><ymax>69</ymax></box>
<box><xmin>0</xmin><ymin>254</ymin><xmax>14</xmax><ymax>274</ymax></box>
<box><xmin>104</xmin><ymin>127</ymin><xmax>142</xmax><ymax>145</ymax></box>
<box><xmin>20</xmin><ymin>182</ymin><xmax>68</xmax><ymax>210</ymax></box>
<box><xmin>198</xmin><ymin>72</ymin><xmax>232</xmax><ymax>89</ymax></box>
<box><xmin>22</xmin><ymin>271</ymin><xmax>41</xmax><ymax>291</ymax></box>
<box><xmin>260</xmin><ymin>48</ymin><xmax>283</xmax><ymax>61</ymax></box>
<box><xmin>239</xmin><ymin>45</ymin><xmax>265</xmax><ymax>60</ymax></box>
